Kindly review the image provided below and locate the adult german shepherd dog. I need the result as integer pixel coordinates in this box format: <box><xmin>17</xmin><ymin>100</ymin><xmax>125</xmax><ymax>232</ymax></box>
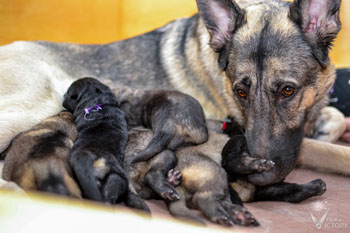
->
<box><xmin>0</xmin><ymin>0</ymin><xmax>348</xmax><ymax>184</ymax></box>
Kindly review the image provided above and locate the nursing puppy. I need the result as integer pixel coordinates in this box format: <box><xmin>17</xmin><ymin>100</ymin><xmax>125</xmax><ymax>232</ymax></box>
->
<box><xmin>170</xmin><ymin>130</ymin><xmax>258</xmax><ymax>226</ymax></box>
<box><xmin>113</xmin><ymin>87</ymin><xmax>208</xmax><ymax>164</ymax></box>
<box><xmin>221</xmin><ymin>120</ymin><xmax>327</xmax><ymax>203</ymax></box>
<box><xmin>126</xmin><ymin>125</ymin><xmax>258</xmax><ymax>226</ymax></box>
<box><xmin>63</xmin><ymin>77</ymin><xmax>133</xmax><ymax>205</ymax></box>
<box><xmin>125</xmin><ymin>127</ymin><xmax>181</xmax><ymax>201</ymax></box>
<box><xmin>1</xmin><ymin>111</ymin><xmax>81</xmax><ymax>198</ymax></box>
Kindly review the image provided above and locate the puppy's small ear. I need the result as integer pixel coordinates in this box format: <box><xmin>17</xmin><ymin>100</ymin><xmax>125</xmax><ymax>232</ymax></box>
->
<box><xmin>289</xmin><ymin>0</ymin><xmax>341</xmax><ymax>67</ymax></box>
<box><xmin>196</xmin><ymin>0</ymin><xmax>246</xmax><ymax>52</ymax></box>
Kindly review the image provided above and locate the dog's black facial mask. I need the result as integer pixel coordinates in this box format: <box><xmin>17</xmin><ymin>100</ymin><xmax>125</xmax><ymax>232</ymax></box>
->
<box><xmin>197</xmin><ymin>0</ymin><xmax>341</xmax><ymax>185</ymax></box>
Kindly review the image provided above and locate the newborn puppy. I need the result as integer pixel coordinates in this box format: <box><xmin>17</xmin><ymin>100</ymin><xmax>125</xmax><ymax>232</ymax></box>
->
<box><xmin>112</xmin><ymin>87</ymin><xmax>208</xmax><ymax>164</ymax></box>
<box><xmin>221</xmin><ymin>118</ymin><xmax>275</xmax><ymax>177</ymax></box>
<box><xmin>125</xmin><ymin>127</ymin><xmax>181</xmax><ymax>201</ymax></box>
<box><xmin>63</xmin><ymin>77</ymin><xmax>148</xmax><ymax>211</ymax></box>
<box><xmin>221</xmin><ymin>119</ymin><xmax>327</xmax><ymax>203</ymax></box>
<box><xmin>2</xmin><ymin>111</ymin><xmax>81</xmax><ymax>198</ymax></box>
<box><xmin>168</xmin><ymin>129</ymin><xmax>258</xmax><ymax>226</ymax></box>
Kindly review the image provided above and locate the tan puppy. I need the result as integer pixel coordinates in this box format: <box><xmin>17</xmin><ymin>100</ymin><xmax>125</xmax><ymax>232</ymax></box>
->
<box><xmin>2</xmin><ymin>111</ymin><xmax>81</xmax><ymax>198</ymax></box>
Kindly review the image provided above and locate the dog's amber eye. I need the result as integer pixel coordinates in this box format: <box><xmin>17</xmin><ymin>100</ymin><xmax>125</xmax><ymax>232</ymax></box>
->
<box><xmin>237</xmin><ymin>89</ymin><xmax>247</xmax><ymax>99</ymax></box>
<box><xmin>282</xmin><ymin>86</ymin><xmax>295</xmax><ymax>97</ymax></box>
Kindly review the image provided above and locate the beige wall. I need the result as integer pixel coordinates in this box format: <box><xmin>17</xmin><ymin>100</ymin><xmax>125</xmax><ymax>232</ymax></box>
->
<box><xmin>331</xmin><ymin>1</ymin><xmax>350</xmax><ymax>68</ymax></box>
<box><xmin>0</xmin><ymin>0</ymin><xmax>348</xmax><ymax>66</ymax></box>
<box><xmin>0</xmin><ymin>0</ymin><xmax>197</xmax><ymax>44</ymax></box>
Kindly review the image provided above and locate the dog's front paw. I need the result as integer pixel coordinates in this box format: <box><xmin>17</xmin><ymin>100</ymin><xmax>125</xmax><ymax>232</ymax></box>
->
<box><xmin>250</xmin><ymin>159</ymin><xmax>275</xmax><ymax>173</ymax></box>
<box><xmin>308</xmin><ymin>179</ymin><xmax>327</xmax><ymax>196</ymax></box>
<box><xmin>313</xmin><ymin>107</ymin><xmax>346</xmax><ymax>143</ymax></box>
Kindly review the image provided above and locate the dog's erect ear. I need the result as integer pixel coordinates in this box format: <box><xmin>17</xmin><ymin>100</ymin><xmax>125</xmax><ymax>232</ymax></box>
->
<box><xmin>289</xmin><ymin>0</ymin><xmax>341</xmax><ymax>67</ymax></box>
<box><xmin>196</xmin><ymin>0</ymin><xmax>245</xmax><ymax>52</ymax></box>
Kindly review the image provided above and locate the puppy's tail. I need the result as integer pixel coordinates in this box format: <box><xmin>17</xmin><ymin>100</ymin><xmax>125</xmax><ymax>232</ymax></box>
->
<box><xmin>131</xmin><ymin>131</ymin><xmax>172</xmax><ymax>164</ymax></box>
<box><xmin>70</xmin><ymin>151</ymin><xmax>103</xmax><ymax>201</ymax></box>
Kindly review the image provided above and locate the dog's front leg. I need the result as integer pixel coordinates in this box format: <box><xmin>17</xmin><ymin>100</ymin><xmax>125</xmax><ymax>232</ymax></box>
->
<box><xmin>253</xmin><ymin>179</ymin><xmax>326</xmax><ymax>203</ymax></box>
<box><xmin>298</xmin><ymin>138</ymin><xmax>350</xmax><ymax>175</ymax></box>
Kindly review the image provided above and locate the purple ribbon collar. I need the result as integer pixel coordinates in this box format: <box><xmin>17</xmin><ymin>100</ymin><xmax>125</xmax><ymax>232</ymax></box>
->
<box><xmin>84</xmin><ymin>104</ymin><xmax>103</xmax><ymax>120</ymax></box>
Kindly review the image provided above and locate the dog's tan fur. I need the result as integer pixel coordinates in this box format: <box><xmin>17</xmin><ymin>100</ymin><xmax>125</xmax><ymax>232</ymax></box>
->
<box><xmin>298</xmin><ymin>138</ymin><xmax>350</xmax><ymax>175</ymax></box>
<box><xmin>230</xmin><ymin>180</ymin><xmax>255</xmax><ymax>203</ymax></box>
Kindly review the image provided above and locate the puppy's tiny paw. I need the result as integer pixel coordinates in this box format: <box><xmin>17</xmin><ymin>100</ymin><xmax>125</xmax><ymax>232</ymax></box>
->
<box><xmin>231</xmin><ymin>206</ymin><xmax>259</xmax><ymax>226</ymax></box>
<box><xmin>251</xmin><ymin>159</ymin><xmax>275</xmax><ymax>173</ymax></box>
<box><xmin>212</xmin><ymin>216</ymin><xmax>234</xmax><ymax>227</ymax></box>
<box><xmin>161</xmin><ymin>188</ymin><xmax>180</xmax><ymax>201</ymax></box>
<box><xmin>167</xmin><ymin>169</ymin><xmax>182</xmax><ymax>186</ymax></box>
<box><xmin>309</xmin><ymin>179</ymin><xmax>327</xmax><ymax>196</ymax></box>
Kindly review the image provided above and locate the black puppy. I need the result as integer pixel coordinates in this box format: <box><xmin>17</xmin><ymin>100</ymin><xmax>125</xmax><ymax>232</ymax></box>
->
<box><xmin>222</xmin><ymin>118</ymin><xmax>275</xmax><ymax>178</ymax></box>
<box><xmin>221</xmin><ymin>119</ymin><xmax>327</xmax><ymax>203</ymax></box>
<box><xmin>63</xmin><ymin>77</ymin><xmax>149</xmax><ymax>211</ymax></box>
<box><xmin>112</xmin><ymin>87</ymin><xmax>208</xmax><ymax>164</ymax></box>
